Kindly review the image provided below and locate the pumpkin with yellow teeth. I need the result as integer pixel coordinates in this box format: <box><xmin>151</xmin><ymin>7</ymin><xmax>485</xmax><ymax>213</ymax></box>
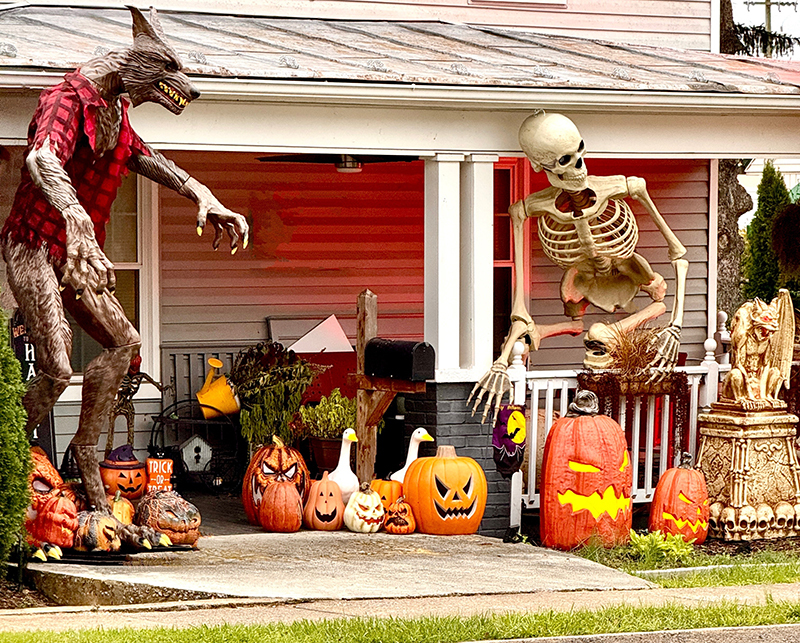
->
<box><xmin>649</xmin><ymin>452</ymin><xmax>709</xmax><ymax>544</ymax></box>
<box><xmin>541</xmin><ymin>390</ymin><xmax>632</xmax><ymax>550</ymax></box>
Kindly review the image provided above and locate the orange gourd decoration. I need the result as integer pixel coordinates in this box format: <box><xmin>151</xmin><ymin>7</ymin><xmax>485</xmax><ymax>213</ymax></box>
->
<box><xmin>258</xmin><ymin>481</ymin><xmax>304</xmax><ymax>532</ymax></box>
<box><xmin>383</xmin><ymin>496</ymin><xmax>416</xmax><ymax>534</ymax></box>
<box><xmin>28</xmin><ymin>491</ymin><xmax>78</xmax><ymax>549</ymax></box>
<box><xmin>403</xmin><ymin>445</ymin><xmax>487</xmax><ymax>535</ymax></box>
<box><xmin>107</xmin><ymin>491</ymin><xmax>135</xmax><ymax>525</ymax></box>
<box><xmin>242</xmin><ymin>436</ymin><xmax>311</xmax><ymax>525</ymax></box>
<box><xmin>370</xmin><ymin>478</ymin><xmax>403</xmax><ymax>511</ymax></box>
<box><xmin>541</xmin><ymin>390</ymin><xmax>632</xmax><ymax>551</ymax></box>
<box><xmin>100</xmin><ymin>445</ymin><xmax>147</xmax><ymax>499</ymax></box>
<box><xmin>303</xmin><ymin>472</ymin><xmax>345</xmax><ymax>531</ymax></box>
<box><xmin>649</xmin><ymin>452</ymin><xmax>710</xmax><ymax>544</ymax></box>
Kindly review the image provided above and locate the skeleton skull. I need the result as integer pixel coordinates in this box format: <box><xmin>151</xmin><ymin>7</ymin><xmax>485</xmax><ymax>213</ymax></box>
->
<box><xmin>738</xmin><ymin>505</ymin><xmax>757</xmax><ymax>539</ymax></box>
<box><xmin>518</xmin><ymin>111</ymin><xmax>588</xmax><ymax>192</ymax></box>
<box><xmin>756</xmin><ymin>503</ymin><xmax>775</xmax><ymax>535</ymax></box>
<box><xmin>708</xmin><ymin>501</ymin><xmax>724</xmax><ymax>535</ymax></box>
<box><xmin>793</xmin><ymin>504</ymin><xmax>800</xmax><ymax>532</ymax></box>
<box><xmin>774</xmin><ymin>501</ymin><xmax>794</xmax><ymax>536</ymax></box>
<box><xmin>721</xmin><ymin>506</ymin><xmax>737</xmax><ymax>537</ymax></box>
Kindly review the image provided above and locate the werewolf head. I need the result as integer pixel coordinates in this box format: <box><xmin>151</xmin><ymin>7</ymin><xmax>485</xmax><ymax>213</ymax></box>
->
<box><xmin>119</xmin><ymin>7</ymin><xmax>199</xmax><ymax>115</ymax></box>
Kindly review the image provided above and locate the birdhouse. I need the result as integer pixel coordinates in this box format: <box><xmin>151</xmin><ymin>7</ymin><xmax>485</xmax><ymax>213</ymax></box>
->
<box><xmin>180</xmin><ymin>434</ymin><xmax>212</xmax><ymax>473</ymax></box>
<box><xmin>364</xmin><ymin>338</ymin><xmax>435</xmax><ymax>381</ymax></box>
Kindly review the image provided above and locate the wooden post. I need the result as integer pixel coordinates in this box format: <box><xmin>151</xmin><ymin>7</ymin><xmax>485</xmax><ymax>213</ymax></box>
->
<box><xmin>356</xmin><ymin>290</ymin><xmax>380</xmax><ymax>482</ymax></box>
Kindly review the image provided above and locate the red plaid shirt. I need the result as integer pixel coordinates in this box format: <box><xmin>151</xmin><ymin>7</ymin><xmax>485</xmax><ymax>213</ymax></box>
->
<box><xmin>2</xmin><ymin>71</ymin><xmax>149</xmax><ymax>265</ymax></box>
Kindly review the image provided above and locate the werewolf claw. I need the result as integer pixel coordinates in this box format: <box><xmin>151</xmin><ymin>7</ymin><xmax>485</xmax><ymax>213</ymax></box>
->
<box><xmin>231</xmin><ymin>245</ymin><xmax>237</xmax><ymax>255</ymax></box>
<box><xmin>141</xmin><ymin>539</ymin><xmax>152</xmax><ymax>550</ymax></box>
<box><xmin>243</xmin><ymin>233</ymin><xmax>249</xmax><ymax>249</ymax></box>
<box><xmin>75</xmin><ymin>289</ymin><xmax>83</xmax><ymax>300</ymax></box>
<box><xmin>197</xmin><ymin>225</ymin><xmax>203</xmax><ymax>237</ymax></box>
<box><xmin>32</xmin><ymin>549</ymin><xmax>47</xmax><ymax>562</ymax></box>
<box><xmin>160</xmin><ymin>534</ymin><xmax>172</xmax><ymax>547</ymax></box>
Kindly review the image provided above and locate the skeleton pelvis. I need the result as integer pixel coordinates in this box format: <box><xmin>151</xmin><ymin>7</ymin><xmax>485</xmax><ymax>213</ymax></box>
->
<box><xmin>560</xmin><ymin>253</ymin><xmax>656</xmax><ymax>314</ymax></box>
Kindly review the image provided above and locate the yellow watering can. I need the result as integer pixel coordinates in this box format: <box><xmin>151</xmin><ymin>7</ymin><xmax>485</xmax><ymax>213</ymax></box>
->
<box><xmin>196</xmin><ymin>358</ymin><xmax>240</xmax><ymax>419</ymax></box>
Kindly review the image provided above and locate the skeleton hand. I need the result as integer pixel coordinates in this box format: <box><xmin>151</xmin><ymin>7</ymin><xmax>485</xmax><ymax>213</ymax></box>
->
<box><xmin>647</xmin><ymin>324</ymin><xmax>681</xmax><ymax>383</ymax></box>
<box><xmin>181</xmin><ymin>177</ymin><xmax>250</xmax><ymax>254</ymax></box>
<box><xmin>61</xmin><ymin>204</ymin><xmax>116</xmax><ymax>296</ymax></box>
<box><xmin>469</xmin><ymin>358</ymin><xmax>512</xmax><ymax>426</ymax></box>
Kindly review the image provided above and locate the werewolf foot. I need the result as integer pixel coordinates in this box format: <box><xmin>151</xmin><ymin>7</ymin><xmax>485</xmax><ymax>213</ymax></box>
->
<box><xmin>120</xmin><ymin>522</ymin><xmax>172</xmax><ymax>549</ymax></box>
<box><xmin>31</xmin><ymin>543</ymin><xmax>63</xmax><ymax>561</ymax></box>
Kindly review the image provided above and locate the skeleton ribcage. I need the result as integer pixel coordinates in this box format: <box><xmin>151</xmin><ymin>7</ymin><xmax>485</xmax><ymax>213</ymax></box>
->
<box><xmin>538</xmin><ymin>199</ymin><xmax>639</xmax><ymax>270</ymax></box>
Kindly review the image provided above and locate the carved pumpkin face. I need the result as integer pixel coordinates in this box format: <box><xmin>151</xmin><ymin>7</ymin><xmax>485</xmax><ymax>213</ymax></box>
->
<box><xmin>242</xmin><ymin>436</ymin><xmax>311</xmax><ymax>525</ymax></box>
<box><xmin>74</xmin><ymin>511</ymin><xmax>121</xmax><ymax>552</ymax></box>
<box><xmin>370</xmin><ymin>478</ymin><xmax>403</xmax><ymax>510</ymax></box>
<box><xmin>384</xmin><ymin>496</ymin><xmax>416</xmax><ymax>535</ymax></box>
<box><xmin>100</xmin><ymin>463</ymin><xmax>147</xmax><ymax>499</ymax></box>
<box><xmin>27</xmin><ymin>491</ymin><xmax>78</xmax><ymax>549</ymax></box>
<box><xmin>541</xmin><ymin>398</ymin><xmax>632</xmax><ymax>550</ymax></box>
<box><xmin>303</xmin><ymin>472</ymin><xmax>344</xmax><ymax>531</ymax></box>
<box><xmin>135</xmin><ymin>490</ymin><xmax>202</xmax><ymax>546</ymax></box>
<box><xmin>28</xmin><ymin>449</ymin><xmax>63</xmax><ymax>514</ymax></box>
<box><xmin>344</xmin><ymin>483</ymin><xmax>385</xmax><ymax>533</ymax></box>
<box><xmin>649</xmin><ymin>461</ymin><xmax>709</xmax><ymax>544</ymax></box>
<box><xmin>403</xmin><ymin>445</ymin><xmax>487</xmax><ymax>535</ymax></box>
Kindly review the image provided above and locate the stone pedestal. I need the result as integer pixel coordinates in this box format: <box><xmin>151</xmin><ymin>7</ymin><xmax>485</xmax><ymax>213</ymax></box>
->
<box><xmin>696</xmin><ymin>402</ymin><xmax>800</xmax><ymax>541</ymax></box>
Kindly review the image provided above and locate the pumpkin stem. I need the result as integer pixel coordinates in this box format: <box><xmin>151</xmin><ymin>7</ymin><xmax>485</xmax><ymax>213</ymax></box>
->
<box><xmin>567</xmin><ymin>390</ymin><xmax>599</xmax><ymax>416</ymax></box>
<box><xmin>436</xmin><ymin>445</ymin><xmax>458</xmax><ymax>458</ymax></box>
<box><xmin>114</xmin><ymin>490</ymin><xmax>121</xmax><ymax>502</ymax></box>
<box><xmin>360</xmin><ymin>481</ymin><xmax>371</xmax><ymax>492</ymax></box>
<box><xmin>272</xmin><ymin>435</ymin><xmax>285</xmax><ymax>448</ymax></box>
<box><xmin>678</xmin><ymin>451</ymin><xmax>694</xmax><ymax>469</ymax></box>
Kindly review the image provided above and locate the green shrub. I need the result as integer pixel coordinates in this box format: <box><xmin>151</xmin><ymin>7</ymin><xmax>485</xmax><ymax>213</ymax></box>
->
<box><xmin>0</xmin><ymin>306</ymin><xmax>30</xmax><ymax>564</ymax></box>
<box><xmin>627</xmin><ymin>530</ymin><xmax>695</xmax><ymax>568</ymax></box>
<box><xmin>297</xmin><ymin>388</ymin><xmax>356</xmax><ymax>440</ymax></box>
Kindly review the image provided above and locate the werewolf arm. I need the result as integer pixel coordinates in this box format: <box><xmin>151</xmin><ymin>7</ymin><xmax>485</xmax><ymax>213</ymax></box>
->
<box><xmin>129</xmin><ymin>147</ymin><xmax>249</xmax><ymax>253</ymax></box>
<box><xmin>27</xmin><ymin>137</ymin><xmax>116</xmax><ymax>295</ymax></box>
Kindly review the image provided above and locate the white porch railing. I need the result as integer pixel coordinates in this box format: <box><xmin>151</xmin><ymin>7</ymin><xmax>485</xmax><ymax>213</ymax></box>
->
<box><xmin>506</xmin><ymin>339</ymin><xmax>729</xmax><ymax>528</ymax></box>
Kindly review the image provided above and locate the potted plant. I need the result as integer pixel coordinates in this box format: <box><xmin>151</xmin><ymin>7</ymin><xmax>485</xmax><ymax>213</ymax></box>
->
<box><xmin>296</xmin><ymin>388</ymin><xmax>357</xmax><ymax>473</ymax></box>
<box><xmin>228</xmin><ymin>341</ymin><xmax>327</xmax><ymax>448</ymax></box>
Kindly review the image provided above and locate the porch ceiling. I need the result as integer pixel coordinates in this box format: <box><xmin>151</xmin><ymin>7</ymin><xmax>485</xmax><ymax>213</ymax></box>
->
<box><xmin>0</xmin><ymin>5</ymin><xmax>799</xmax><ymax>97</ymax></box>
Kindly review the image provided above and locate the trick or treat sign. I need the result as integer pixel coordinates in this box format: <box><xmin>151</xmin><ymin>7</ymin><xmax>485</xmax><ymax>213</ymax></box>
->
<box><xmin>147</xmin><ymin>458</ymin><xmax>173</xmax><ymax>492</ymax></box>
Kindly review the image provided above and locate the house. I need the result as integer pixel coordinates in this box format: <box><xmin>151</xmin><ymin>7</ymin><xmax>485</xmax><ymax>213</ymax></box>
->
<box><xmin>2</xmin><ymin>1</ymin><xmax>800</xmax><ymax>535</ymax></box>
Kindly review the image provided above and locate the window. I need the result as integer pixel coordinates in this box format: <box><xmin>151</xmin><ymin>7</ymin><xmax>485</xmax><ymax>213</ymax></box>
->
<box><xmin>68</xmin><ymin>172</ymin><xmax>140</xmax><ymax>372</ymax></box>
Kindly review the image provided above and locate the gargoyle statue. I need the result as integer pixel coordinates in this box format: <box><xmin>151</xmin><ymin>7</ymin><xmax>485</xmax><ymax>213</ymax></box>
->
<box><xmin>470</xmin><ymin>111</ymin><xmax>688</xmax><ymax>423</ymax></box>
<box><xmin>720</xmin><ymin>289</ymin><xmax>794</xmax><ymax>411</ymax></box>
<box><xmin>2</xmin><ymin>7</ymin><xmax>248</xmax><ymax>547</ymax></box>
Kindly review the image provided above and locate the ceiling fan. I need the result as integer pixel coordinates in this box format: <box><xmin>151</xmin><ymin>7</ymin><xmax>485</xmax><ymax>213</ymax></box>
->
<box><xmin>256</xmin><ymin>153</ymin><xmax>419</xmax><ymax>173</ymax></box>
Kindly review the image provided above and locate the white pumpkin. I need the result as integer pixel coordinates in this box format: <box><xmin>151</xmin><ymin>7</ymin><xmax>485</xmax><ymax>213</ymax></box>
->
<box><xmin>343</xmin><ymin>482</ymin><xmax>385</xmax><ymax>533</ymax></box>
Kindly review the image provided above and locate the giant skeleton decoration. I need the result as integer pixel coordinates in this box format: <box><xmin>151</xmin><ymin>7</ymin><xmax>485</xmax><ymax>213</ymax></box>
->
<box><xmin>471</xmin><ymin>112</ymin><xmax>688</xmax><ymax>423</ymax></box>
<box><xmin>3</xmin><ymin>8</ymin><xmax>248</xmax><ymax>547</ymax></box>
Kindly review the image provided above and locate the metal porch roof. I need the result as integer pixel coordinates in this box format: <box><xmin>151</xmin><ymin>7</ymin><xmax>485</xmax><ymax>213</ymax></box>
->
<box><xmin>1</xmin><ymin>6</ymin><xmax>800</xmax><ymax>96</ymax></box>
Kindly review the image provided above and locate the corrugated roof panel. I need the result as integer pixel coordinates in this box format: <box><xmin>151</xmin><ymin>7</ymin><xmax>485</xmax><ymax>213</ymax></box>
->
<box><xmin>0</xmin><ymin>6</ymin><xmax>798</xmax><ymax>95</ymax></box>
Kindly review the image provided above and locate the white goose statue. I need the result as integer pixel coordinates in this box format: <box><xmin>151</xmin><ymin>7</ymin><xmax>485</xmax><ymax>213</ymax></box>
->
<box><xmin>390</xmin><ymin>427</ymin><xmax>434</xmax><ymax>483</ymax></box>
<box><xmin>328</xmin><ymin>428</ymin><xmax>359</xmax><ymax>504</ymax></box>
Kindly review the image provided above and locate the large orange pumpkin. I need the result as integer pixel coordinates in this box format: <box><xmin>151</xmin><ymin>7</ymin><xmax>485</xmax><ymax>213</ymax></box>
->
<box><xmin>540</xmin><ymin>390</ymin><xmax>632</xmax><ymax>551</ymax></box>
<box><xmin>370</xmin><ymin>478</ymin><xmax>403</xmax><ymax>511</ymax></box>
<box><xmin>28</xmin><ymin>448</ymin><xmax>63</xmax><ymax>514</ymax></box>
<box><xmin>242</xmin><ymin>436</ymin><xmax>311</xmax><ymax>525</ymax></box>
<box><xmin>27</xmin><ymin>490</ymin><xmax>78</xmax><ymax>549</ymax></box>
<box><xmin>303</xmin><ymin>471</ymin><xmax>344</xmax><ymax>530</ymax></box>
<box><xmin>258</xmin><ymin>481</ymin><xmax>303</xmax><ymax>532</ymax></box>
<box><xmin>403</xmin><ymin>445</ymin><xmax>487</xmax><ymax>535</ymax></box>
<box><xmin>649</xmin><ymin>453</ymin><xmax>709</xmax><ymax>544</ymax></box>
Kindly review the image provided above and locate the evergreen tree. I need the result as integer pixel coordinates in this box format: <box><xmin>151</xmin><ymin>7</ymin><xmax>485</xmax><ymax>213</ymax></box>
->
<box><xmin>742</xmin><ymin>161</ymin><xmax>790</xmax><ymax>302</ymax></box>
<box><xmin>0</xmin><ymin>305</ymin><xmax>30</xmax><ymax>564</ymax></box>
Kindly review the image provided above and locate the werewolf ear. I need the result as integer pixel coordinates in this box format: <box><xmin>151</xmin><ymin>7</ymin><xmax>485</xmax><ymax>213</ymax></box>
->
<box><xmin>127</xmin><ymin>6</ymin><xmax>179</xmax><ymax>58</ymax></box>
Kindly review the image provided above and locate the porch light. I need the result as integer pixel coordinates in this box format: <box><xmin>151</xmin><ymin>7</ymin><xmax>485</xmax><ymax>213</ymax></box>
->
<box><xmin>335</xmin><ymin>154</ymin><xmax>363</xmax><ymax>173</ymax></box>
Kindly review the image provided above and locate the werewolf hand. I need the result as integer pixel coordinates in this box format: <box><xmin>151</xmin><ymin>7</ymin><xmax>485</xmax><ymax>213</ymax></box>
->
<box><xmin>62</xmin><ymin>204</ymin><xmax>116</xmax><ymax>296</ymax></box>
<box><xmin>182</xmin><ymin>177</ymin><xmax>249</xmax><ymax>254</ymax></box>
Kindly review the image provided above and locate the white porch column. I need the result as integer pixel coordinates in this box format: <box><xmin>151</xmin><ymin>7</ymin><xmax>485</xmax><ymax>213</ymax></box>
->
<box><xmin>424</xmin><ymin>154</ymin><xmax>464</xmax><ymax>375</ymax></box>
<box><xmin>460</xmin><ymin>154</ymin><xmax>498</xmax><ymax>372</ymax></box>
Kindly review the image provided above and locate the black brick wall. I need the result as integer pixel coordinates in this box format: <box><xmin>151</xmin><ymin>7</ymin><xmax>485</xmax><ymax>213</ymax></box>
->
<box><xmin>403</xmin><ymin>382</ymin><xmax>511</xmax><ymax>538</ymax></box>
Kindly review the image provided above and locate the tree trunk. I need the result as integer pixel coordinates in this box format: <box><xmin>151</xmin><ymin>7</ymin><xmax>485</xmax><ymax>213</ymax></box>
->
<box><xmin>716</xmin><ymin>159</ymin><xmax>752</xmax><ymax>322</ymax></box>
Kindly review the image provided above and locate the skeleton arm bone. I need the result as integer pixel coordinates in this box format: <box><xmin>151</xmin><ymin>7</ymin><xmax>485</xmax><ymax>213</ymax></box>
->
<box><xmin>27</xmin><ymin>138</ymin><xmax>116</xmax><ymax>295</ymax></box>
<box><xmin>129</xmin><ymin>147</ymin><xmax>249</xmax><ymax>253</ymax></box>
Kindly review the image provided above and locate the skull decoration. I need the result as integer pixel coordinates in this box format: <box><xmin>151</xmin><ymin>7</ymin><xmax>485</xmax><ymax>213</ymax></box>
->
<box><xmin>738</xmin><ymin>505</ymin><xmax>757</xmax><ymax>539</ymax></box>
<box><xmin>708</xmin><ymin>502</ymin><xmax>724</xmax><ymax>536</ymax></box>
<box><xmin>774</xmin><ymin>501</ymin><xmax>794</xmax><ymax>537</ymax></box>
<box><xmin>344</xmin><ymin>482</ymin><xmax>385</xmax><ymax>533</ymax></box>
<box><xmin>755</xmin><ymin>503</ymin><xmax>775</xmax><ymax>535</ymax></box>
<box><xmin>540</xmin><ymin>391</ymin><xmax>632</xmax><ymax>550</ymax></box>
<box><xmin>403</xmin><ymin>445</ymin><xmax>488</xmax><ymax>535</ymax></box>
<box><xmin>721</xmin><ymin>506</ymin><xmax>737</xmax><ymax>537</ymax></box>
<box><xmin>518</xmin><ymin>111</ymin><xmax>588</xmax><ymax>192</ymax></box>
<box><xmin>242</xmin><ymin>436</ymin><xmax>311</xmax><ymax>525</ymax></box>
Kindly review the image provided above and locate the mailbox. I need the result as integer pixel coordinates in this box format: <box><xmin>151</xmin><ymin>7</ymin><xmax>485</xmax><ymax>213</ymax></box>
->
<box><xmin>364</xmin><ymin>338</ymin><xmax>435</xmax><ymax>381</ymax></box>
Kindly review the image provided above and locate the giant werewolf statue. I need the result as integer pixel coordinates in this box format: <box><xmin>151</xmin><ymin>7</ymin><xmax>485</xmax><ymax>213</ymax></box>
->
<box><xmin>3</xmin><ymin>7</ymin><xmax>248</xmax><ymax>545</ymax></box>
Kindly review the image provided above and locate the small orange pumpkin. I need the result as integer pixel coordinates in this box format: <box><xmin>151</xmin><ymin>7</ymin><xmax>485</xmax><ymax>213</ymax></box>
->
<box><xmin>242</xmin><ymin>436</ymin><xmax>311</xmax><ymax>525</ymax></box>
<box><xmin>384</xmin><ymin>496</ymin><xmax>416</xmax><ymax>535</ymax></box>
<box><xmin>303</xmin><ymin>472</ymin><xmax>344</xmax><ymax>531</ymax></box>
<box><xmin>258</xmin><ymin>481</ymin><xmax>303</xmax><ymax>533</ymax></box>
<box><xmin>403</xmin><ymin>445</ymin><xmax>487</xmax><ymax>535</ymax></box>
<box><xmin>107</xmin><ymin>491</ymin><xmax>135</xmax><ymax>525</ymax></box>
<box><xmin>649</xmin><ymin>453</ymin><xmax>709</xmax><ymax>544</ymax></box>
<box><xmin>370</xmin><ymin>478</ymin><xmax>403</xmax><ymax>511</ymax></box>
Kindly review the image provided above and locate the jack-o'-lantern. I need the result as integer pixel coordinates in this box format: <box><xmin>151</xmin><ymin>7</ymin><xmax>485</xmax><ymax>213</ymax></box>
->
<box><xmin>27</xmin><ymin>490</ymin><xmax>78</xmax><ymax>549</ymax></box>
<box><xmin>540</xmin><ymin>390</ymin><xmax>632</xmax><ymax>551</ymax></box>
<box><xmin>100</xmin><ymin>445</ymin><xmax>147</xmax><ymax>499</ymax></box>
<box><xmin>384</xmin><ymin>496</ymin><xmax>416</xmax><ymax>534</ymax></box>
<box><xmin>403</xmin><ymin>445</ymin><xmax>487</xmax><ymax>535</ymax></box>
<box><xmin>370</xmin><ymin>478</ymin><xmax>403</xmax><ymax>511</ymax></box>
<box><xmin>28</xmin><ymin>448</ymin><xmax>63</xmax><ymax>514</ymax></box>
<box><xmin>649</xmin><ymin>452</ymin><xmax>709</xmax><ymax>544</ymax></box>
<box><xmin>344</xmin><ymin>482</ymin><xmax>385</xmax><ymax>533</ymax></box>
<box><xmin>303</xmin><ymin>472</ymin><xmax>344</xmax><ymax>531</ymax></box>
<box><xmin>135</xmin><ymin>490</ymin><xmax>202</xmax><ymax>546</ymax></box>
<box><xmin>242</xmin><ymin>436</ymin><xmax>311</xmax><ymax>525</ymax></box>
<box><xmin>259</xmin><ymin>481</ymin><xmax>303</xmax><ymax>532</ymax></box>
<box><xmin>74</xmin><ymin>511</ymin><xmax>121</xmax><ymax>552</ymax></box>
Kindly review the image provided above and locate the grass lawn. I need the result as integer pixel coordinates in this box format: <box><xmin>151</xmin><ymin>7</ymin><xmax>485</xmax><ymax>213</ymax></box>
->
<box><xmin>1</xmin><ymin>600</ymin><xmax>800</xmax><ymax>642</ymax></box>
